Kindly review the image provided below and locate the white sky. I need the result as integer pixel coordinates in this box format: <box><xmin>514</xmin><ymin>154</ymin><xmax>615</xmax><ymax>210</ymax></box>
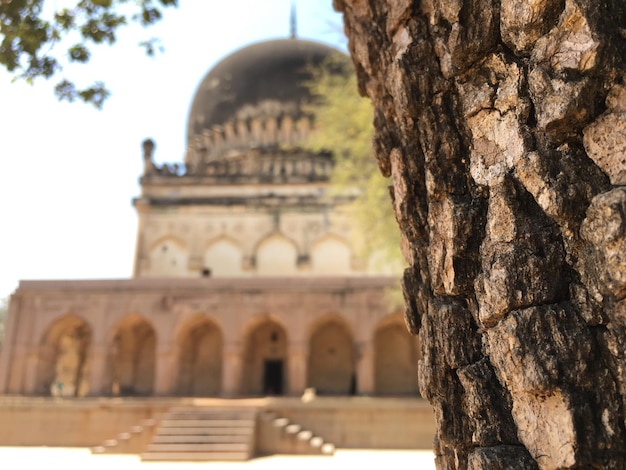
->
<box><xmin>0</xmin><ymin>1</ymin><xmax>347</xmax><ymax>300</ymax></box>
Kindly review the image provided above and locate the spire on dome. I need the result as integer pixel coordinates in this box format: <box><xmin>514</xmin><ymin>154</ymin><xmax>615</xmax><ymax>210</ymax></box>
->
<box><xmin>290</xmin><ymin>1</ymin><xmax>297</xmax><ymax>39</ymax></box>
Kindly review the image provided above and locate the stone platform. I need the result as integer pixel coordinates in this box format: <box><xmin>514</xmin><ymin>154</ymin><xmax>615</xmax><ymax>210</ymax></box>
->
<box><xmin>0</xmin><ymin>396</ymin><xmax>435</xmax><ymax>454</ymax></box>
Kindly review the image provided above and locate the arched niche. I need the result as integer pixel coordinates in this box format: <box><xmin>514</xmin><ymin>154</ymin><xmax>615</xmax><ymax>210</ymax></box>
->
<box><xmin>204</xmin><ymin>237</ymin><xmax>243</xmax><ymax>277</ymax></box>
<box><xmin>310</xmin><ymin>235</ymin><xmax>352</xmax><ymax>275</ymax></box>
<box><xmin>37</xmin><ymin>315</ymin><xmax>92</xmax><ymax>397</ymax></box>
<box><xmin>148</xmin><ymin>237</ymin><xmax>189</xmax><ymax>277</ymax></box>
<box><xmin>108</xmin><ymin>315</ymin><xmax>156</xmax><ymax>396</ymax></box>
<box><xmin>241</xmin><ymin>318</ymin><xmax>288</xmax><ymax>396</ymax></box>
<box><xmin>177</xmin><ymin>318</ymin><xmax>223</xmax><ymax>396</ymax></box>
<box><xmin>374</xmin><ymin>319</ymin><xmax>419</xmax><ymax>396</ymax></box>
<box><xmin>255</xmin><ymin>234</ymin><xmax>298</xmax><ymax>276</ymax></box>
<box><xmin>307</xmin><ymin>319</ymin><xmax>355</xmax><ymax>395</ymax></box>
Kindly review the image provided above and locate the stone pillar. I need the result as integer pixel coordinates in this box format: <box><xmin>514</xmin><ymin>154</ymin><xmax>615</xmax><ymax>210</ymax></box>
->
<box><xmin>287</xmin><ymin>342</ymin><xmax>307</xmax><ymax>396</ymax></box>
<box><xmin>87</xmin><ymin>343</ymin><xmax>108</xmax><ymax>396</ymax></box>
<box><xmin>6</xmin><ymin>345</ymin><xmax>28</xmax><ymax>395</ymax></box>
<box><xmin>154</xmin><ymin>345</ymin><xmax>176</xmax><ymax>396</ymax></box>
<box><xmin>356</xmin><ymin>341</ymin><xmax>374</xmax><ymax>395</ymax></box>
<box><xmin>24</xmin><ymin>350</ymin><xmax>40</xmax><ymax>395</ymax></box>
<box><xmin>222</xmin><ymin>343</ymin><xmax>242</xmax><ymax>397</ymax></box>
<box><xmin>0</xmin><ymin>296</ymin><xmax>20</xmax><ymax>393</ymax></box>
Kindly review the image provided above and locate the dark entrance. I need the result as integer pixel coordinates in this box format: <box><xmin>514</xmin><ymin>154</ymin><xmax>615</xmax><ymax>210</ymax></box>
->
<box><xmin>263</xmin><ymin>360</ymin><xmax>283</xmax><ymax>395</ymax></box>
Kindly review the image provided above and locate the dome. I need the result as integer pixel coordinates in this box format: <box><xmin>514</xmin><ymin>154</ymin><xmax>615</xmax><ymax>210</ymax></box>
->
<box><xmin>186</xmin><ymin>39</ymin><xmax>343</xmax><ymax>145</ymax></box>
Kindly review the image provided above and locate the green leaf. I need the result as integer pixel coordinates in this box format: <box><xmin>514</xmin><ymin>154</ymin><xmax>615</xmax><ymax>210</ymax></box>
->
<box><xmin>68</xmin><ymin>44</ymin><xmax>90</xmax><ymax>62</ymax></box>
<box><xmin>1</xmin><ymin>0</ymin><xmax>177</xmax><ymax>107</ymax></box>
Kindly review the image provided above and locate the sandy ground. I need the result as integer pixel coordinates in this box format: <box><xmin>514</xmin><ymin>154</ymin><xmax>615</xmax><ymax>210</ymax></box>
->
<box><xmin>0</xmin><ymin>447</ymin><xmax>436</xmax><ymax>470</ymax></box>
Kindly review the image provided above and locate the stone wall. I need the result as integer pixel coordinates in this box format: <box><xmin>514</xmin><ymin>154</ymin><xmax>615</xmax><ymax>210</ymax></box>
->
<box><xmin>0</xmin><ymin>397</ymin><xmax>435</xmax><ymax>450</ymax></box>
<box><xmin>0</xmin><ymin>277</ymin><xmax>417</xmax><ymax>399</ymax></box>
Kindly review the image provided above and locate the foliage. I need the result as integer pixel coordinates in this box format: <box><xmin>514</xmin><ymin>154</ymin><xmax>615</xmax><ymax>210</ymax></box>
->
<box><xmin>305</xmin><ymin>54</ymin><xmax>404</xmax><ymax>276</ymax></box>
<box><xmin>0</xmin><ymin>0</ymin><xmax>177</xmax><ymax>108</ymax></box>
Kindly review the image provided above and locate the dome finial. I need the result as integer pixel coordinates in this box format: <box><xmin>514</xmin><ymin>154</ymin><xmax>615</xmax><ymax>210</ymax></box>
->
<box><xmin>290</xmin><ymin>1</ymin><xmax>297</xmax><ymax>39</ymax></box>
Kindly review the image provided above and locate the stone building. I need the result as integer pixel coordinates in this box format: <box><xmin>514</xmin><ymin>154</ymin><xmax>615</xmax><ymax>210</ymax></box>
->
<box><xmin>0</xmin><ymin>38</ymin><xmax>419</xmax><ymax>400</ymax></box>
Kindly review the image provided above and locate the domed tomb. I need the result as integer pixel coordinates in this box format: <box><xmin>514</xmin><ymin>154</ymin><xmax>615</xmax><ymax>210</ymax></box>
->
<box><xmin>184</xmin><ymin>39</ymin><xmax>346</xmax><ymax>173</ymax></box>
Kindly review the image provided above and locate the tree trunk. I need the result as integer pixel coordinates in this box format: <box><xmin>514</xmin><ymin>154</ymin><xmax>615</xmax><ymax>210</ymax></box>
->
<box><xmin>334</xmin><ymin>1</ymin><xmax>626</xmax><ymax>468</ymax></box>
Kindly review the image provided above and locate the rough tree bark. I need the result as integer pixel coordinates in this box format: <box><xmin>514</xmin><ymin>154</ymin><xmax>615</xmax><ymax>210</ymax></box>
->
<box><xmin>334</xmin><ymin>1</ymin><xmax>626</xmax><ymax>468</ymax></box>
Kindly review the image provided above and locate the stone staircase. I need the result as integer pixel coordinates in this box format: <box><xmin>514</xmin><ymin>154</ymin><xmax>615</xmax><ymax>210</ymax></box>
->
<box><xmin>140</xmin><ymin>407</ymin><xmax>257</xmax><ymax>461</ymax></box>
<box><xmin>257</xmin><ymin>411</ymin><xmax>335</xmax><ymax>456</ymax></box>
<box><xmin>91</xmin><ymin>418</ymin><xmax>158</xmax><ymax>455</ymax></box>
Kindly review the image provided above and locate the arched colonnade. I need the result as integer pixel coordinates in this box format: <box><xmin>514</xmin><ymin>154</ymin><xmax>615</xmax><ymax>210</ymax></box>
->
<box><xmin>33</xmin><ymin>311</ymin><xmax>419</xmax><ymax>398</ymax></box>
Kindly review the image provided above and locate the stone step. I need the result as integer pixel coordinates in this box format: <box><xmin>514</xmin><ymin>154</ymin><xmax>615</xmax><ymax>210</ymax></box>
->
<box><xmin>155</xmin><ymin>426</ymin><xmax>254</xmax><ymax>436</ymax></box>
<box><xmin>168</xmin><ymin>408</ymin><xmax>256</xmax><ymax>417</ymax></box>
<box><xmin>284</xmin><ymin>423</ymin><xmax>301</xmax><ymax>434</ymax></box>
<box><xmin>152</xmin><ymin>434</ymin><xmax>251</xmax><ymax>444</ymax></box>
<box><xmin>166</xmin><ymin>415</ymin><xmax>256</xmax><ymax>422</ymax></box>
<box><xmin>142</xmin><ymin>407</ymin><xmax>257</xmax><ymax>462</ymax></box>
<box><xmin>321</xmin><ymin>443</ymin><xmax>336</xmax><ymax>454</ymax></box>
<box><xmin>141</xmin><ymin>451</ymin><xmax>250</xmax><ymax>461</ymax></box>
<box><xmin>297</xmin><ymin>430</ymin><xmax>313</xmax><ymax>441</ymax></box>
<box><xmin>159</xmin><ymin>419</ymin><xmax>255</xmax><ymax>428</ymax></box>
<box><xmin>147</xmin><ymin>443</ymin><xmax>249</xmax><ymax>453</ymax></box>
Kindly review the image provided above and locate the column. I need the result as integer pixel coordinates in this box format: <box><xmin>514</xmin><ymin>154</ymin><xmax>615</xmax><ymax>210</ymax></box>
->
<box><xmin>24</xmin><ymin>350</ymin><xmax>40</xmax><ymax>395</ymax></box>
<box><xmin>287</xmin><ymin>342</ymin><xmax>307</xmax><ymax>396</ymax></box>
<box><xmin>7</xmin><ymin>345</ymin><xmax>29</xmax><ymax>395</ymax></box>
<box><xmin>87</xmin><ymin>343</ymin><xmax>108</xmax><ymax>396</ymax></box>
<box><xmin>154</xmin><ymin>345</ymin><xmax>176</xmax><ymax>396</ymax></box>
<box><xmin>221</xmin><ymin>342</ymin><xmax>242</xmax><ymax>397</ymax></box>
<box><xmin>356</xmin><ymin>341</ymin><xmax>374</xmax><ymax>395</ymax></box>
<box><xmin>0</xmin><ymin>296</ymin><xmax>20</xmax><ymax>393</ymax></box>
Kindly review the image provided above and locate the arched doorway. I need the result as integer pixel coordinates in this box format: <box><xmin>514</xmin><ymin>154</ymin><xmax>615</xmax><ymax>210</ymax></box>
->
<box><xmin>307</xmin><ymin>320</ymin><xmax>355</xmax><ymax>395</ymax></box>
<box><xmin>374</xmin><ymin>321</ymin><xmax>419</xmax><ymax>396</ymax></box>
<box><xmin>37</xmin><ymin>315</ymin><xmax>92</xmax><ymax>397</ymax></box>
<box><xmin>255</xmin><ymin>234</ymin><xmax>298</xmax><ymax>275</ymax></box>
<box><xmin>108</xmin><ymin>316</ymin><xmax>156</xmax><ymax>396</ymax></box>
<box><xmin>204</xmin><ymin>238</ymin><xmax>243</xmax><ymax>276</ymax></box>
<box><xmin>177</xmin><ymin>319</ymin><xmax>223</xmax><ymax>396</ymax></box>
<box><xmin>241</xmin><ymin>319</ymin><xmax>287</xmax><ymax>396</ymax></box>
<box><xmin>147</xmin><ymin>237</ymin><xmax>189</xmax><ymax>277</ymax></box>
<box><xmin>310</xmin><ymin>235</ymin><xmax>352</xmax><ymax>275</ymax></box>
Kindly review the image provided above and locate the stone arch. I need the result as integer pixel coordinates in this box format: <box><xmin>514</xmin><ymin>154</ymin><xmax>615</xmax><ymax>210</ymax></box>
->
<box><xmin>255</xmin><ymin>233</ymin><xmax>298</xmax><ymax>275</ymax></box>
<box><xmin>148</xmin><ymin>236</ymin><xmax>189</xmax><ymax>277</ymax></box>
<box><xmin>310</xmin><ymin>234</ymin><xmax>352</xmax><ymax>275</ymax></box>
<box><xmin>374</xmin><ymin>314</ymin><xmax>419</xmax><ymax>396</ymax></box>
<box><xmin>203</xmin><ymin>236</ymin><xmax>243</xmax><ymax>277</ymax></box>
<box><xmin>107</xmin><ymin>314</ymin><xmax>156</xmax><ymax>396</ymax></box>
<box><xmin>307</xmin><ymin>315</ymin><xmax>356</xmax><ymax>395</ymax></box>
<box><xmin>36</xmin><ymin>314</ymin><xmax>92</xmax><ymax>397</ymax></box>
<box><xmin>241</xmin><ymin>316</ymin><xmax>288</xmax><ymax>396</ymax></box>
<box><xmin>176</xmin><ymin>316</ymin><xmax>223</xmax><ymax>396</ymax></box>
